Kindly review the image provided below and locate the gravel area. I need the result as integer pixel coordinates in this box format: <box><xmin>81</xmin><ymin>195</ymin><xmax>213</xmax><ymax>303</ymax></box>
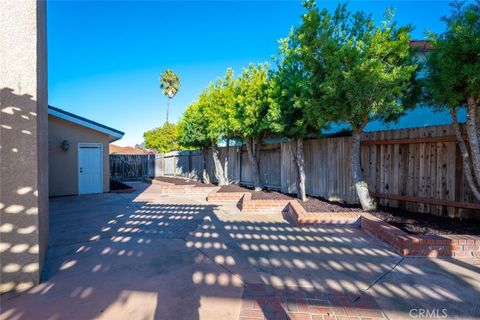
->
<box><xmin>154</xmin><ymin>176</ymin><xmax>214</xmax><ymax>187</ymax></box>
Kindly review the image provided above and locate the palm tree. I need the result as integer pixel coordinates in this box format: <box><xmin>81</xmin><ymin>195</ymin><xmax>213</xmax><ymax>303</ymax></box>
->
<box><xmin>159</xmin><ymin>70</ymin><xmax>180</xmax><ymax>123</ymax></box>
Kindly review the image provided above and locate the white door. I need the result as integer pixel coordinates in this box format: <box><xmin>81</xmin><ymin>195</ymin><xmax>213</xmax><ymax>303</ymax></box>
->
<box><xmin>78</xmin><ymin>143</ymin><xmax>103</xmax><ymax>194</ymax></box>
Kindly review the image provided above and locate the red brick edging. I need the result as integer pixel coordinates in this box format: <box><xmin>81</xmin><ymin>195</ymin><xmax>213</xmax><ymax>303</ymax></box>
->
<box><xmin>240</xmin><ymin>193</ymin><xmax>292</xmax><ymax>214</ymax></box>
<box><xmin>207</xmin><ymin>189</ymin><xmax>480</xmax><ymax>259</ymax></box>
<box><xmin>286</xmin><ymin>201</ymin><xmax>361</xmax><ymax>226</ymax></box>
<box><xmin>361</xmin><ymin>212</ymin><xmax>480</xmax><ymax>258</ymax></box>
<box><xmin>206</xmin><ymin>192</ymin><xmax>248</xmax><ymax>202</ymax></box>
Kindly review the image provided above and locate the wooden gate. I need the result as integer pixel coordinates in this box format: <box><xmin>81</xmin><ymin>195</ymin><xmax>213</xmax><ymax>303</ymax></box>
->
<box><xmin>109</xmin><ymin>154</ymin><xmax>155</xmax><ymax>181</ymax></box>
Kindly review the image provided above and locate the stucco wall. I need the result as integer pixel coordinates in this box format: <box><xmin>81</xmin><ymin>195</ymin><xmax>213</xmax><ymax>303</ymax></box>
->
<box><xmin>48</xmin><ymin>115</ymin><xmax>111</xmax><ymax>197</ymax></box>
<box><xmin>0</xmin><ymin>0</ymin><xmax>49</xmax><ymax>295</ymax></box>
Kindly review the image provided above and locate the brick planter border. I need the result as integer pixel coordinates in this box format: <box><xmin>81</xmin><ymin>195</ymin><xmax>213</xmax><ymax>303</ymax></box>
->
<box><xmin>206</xmin><ymin>192</ymin><xmax>248</xmax><ymax>202</ymax></box>
<box><xmin>360</xmin><ymin>212</ymin><xmax>480</xmax><ymax>258</ymax></box>
<box><xmin>146</xmin><ymin>178</ymin><xmax>219</xmax><ymax>194</ymax></box>
<box><xmin>207</xmin><ymin>188</ymin><xmax>480</xmax><ymax>259</ymax></box>
<box><xmin>240</xmin><ymin>193</ymin><xmax>292</xmax><ymax>214</ymax></box>
<box><xmin>285</xmin><ymin>200</ymin><xmax>361</xmax><ymax>226</ymax></box>
<box><xmin>286</xmin><ymin>201</ymin><xmax>479</xmax><ymax>259</ymax></box>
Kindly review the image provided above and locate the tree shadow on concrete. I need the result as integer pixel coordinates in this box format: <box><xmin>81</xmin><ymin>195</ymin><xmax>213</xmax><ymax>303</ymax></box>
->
<box><xmin>1</xmin><ymin>184</ymin><xmax>479</xmax><ymax>319</ymax></box>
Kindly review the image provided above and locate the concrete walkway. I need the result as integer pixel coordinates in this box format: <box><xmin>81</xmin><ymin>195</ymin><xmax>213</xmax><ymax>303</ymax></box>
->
<box><xmin>1</xmin><ymin>183</ymin><xmax>479</xmax><ymax>320</ymax></box>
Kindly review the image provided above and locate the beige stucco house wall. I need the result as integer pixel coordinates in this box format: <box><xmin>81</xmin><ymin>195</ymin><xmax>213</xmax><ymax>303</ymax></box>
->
<box><xmin>48</xmin><ymin>106</ymin><xmax>124</xmax><ymax>197</ymax></box>
<box><xmin>49</xmin><ymin>116</ymin><xmax>109</xmax><ymax>196</ymax></box>
<box><xmin>0</xmin><ymin>0</ymin><xmax>49</xmax><ymax>295</ymax></box>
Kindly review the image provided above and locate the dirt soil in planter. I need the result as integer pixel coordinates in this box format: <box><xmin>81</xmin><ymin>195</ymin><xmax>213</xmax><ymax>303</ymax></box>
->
<box><xmin>155</xmin><ymin>176</ymin><xmax>214</xmax><ymax>187</ymax></box>
<box><xmin>250</xmin><ymin>190</ymin><xmax>294</xmax><ymax>200</ymax></box>
<box><xmin>217</xmin><ymin>184</ymin><xmax>294</xmax><ymax>200</ymax></box>
<box><xmin>300</xmin><ymin>197</ymin><xmax>362</xmax><ymax>213</ymax></box>
<box><xmin>110</xmin><ymin>180</ymin><xmax>133</xmax><ymax>191</ymax></box>
<box><xmin>217</xmin><ymin>184</ymin><xmax>252</xmax><ymax>193</ymax></box>
<box><xmin>368</xmin><ymin>207</ymin><xmax>480</xmax><ymax>236</ymax></box>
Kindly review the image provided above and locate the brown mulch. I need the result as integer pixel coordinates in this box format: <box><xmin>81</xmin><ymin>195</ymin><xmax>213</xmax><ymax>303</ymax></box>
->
<box><xmin>250</xmin><ymin>190</ymin><xmax>294</xmax><ymax>200</ymax></box>
<box><xmin>217</xmin><ymin>184</ymin><xmax>252</xmax><ymax>193</ymax></box>
<box><xmin>154</xmin><ymin>176</ymin><xmax>214</xmax><ymax>187</ymax></box>
<box><xmin>300</xmin><ymin>197</ymin><xmax>362</xmax><ymax>213</ymax></box>
<box><xmin>367</xmin><ymin>207</ymin><xmax>480</xmax><ymax>236</ymax></box>
<box><xmin>217</xmin><ymin>184</ymin><xmax>294</xmax><ymax>200</ymax></box>
<box><xmin>299</xmin><ymin>196</ymin><xmax>480</xmax><ymax>235</ymax></box>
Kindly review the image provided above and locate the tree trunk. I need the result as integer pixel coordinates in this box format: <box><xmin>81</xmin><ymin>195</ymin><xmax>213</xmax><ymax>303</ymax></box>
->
<box><xmin>293</xmin><ymin>138</ymin><xmax>307</xmax><ymax>201</ymax></box>
<box><xmin>211</xmin><ymin>142</ymin><xmax>226</xmax><ymax>185</ymax></box>
<box><xmin>224</xmin><ymin>138</ymin><xmax>230</xmax><ymax>185</ymax></box>
<box><xmin>352</xmin><ymin>129</ymin><xmax>377</xmax><ymax>211</ymax></box>
<box><xmin>451</xmin><ymin>107</ymin><xmax>480</xmax><ymax>200</ymax></box>
<box><xmin>466</xmin><ymin>98</ymin><xmax>480</xmax><ymax>185</ymax></box>
<box><xmin>246</xmin><ymin>137</ymin><xmax>263</xmax><ymax>191</ymax></box>
<box><xmin>166</xmin><ymin>98</ymin><xmax>170</xmax><ymax>124</ymax></box>
<box><xmin>202</xmin><ymin>147</ymin><xmax>210</xmax><ymax>184</ymax></box>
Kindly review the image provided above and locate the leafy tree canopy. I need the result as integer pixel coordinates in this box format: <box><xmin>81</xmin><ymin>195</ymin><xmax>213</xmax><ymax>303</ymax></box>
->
<box><xmin>232</xmin><ymin>63</ymin><xmax>282</xmax><ymax>139</ymax></box>
<box><xmin>177</xmin><ymin>102</ymin><xmax>210</xmax><ymax>150</ymax></box>
<box><xmin>272</xmin><ymin>29</ymin><xmax>326</xmax><ymax>139</ymax></box>
<box><xmin>297</xmin><ymin>1</ymin><xmax>418</xmax><ymax>131</ymax></box>
<box><xmin>425</xmin><ymin>0</ymin><xmax>480</xmax><ymax>108</ymax></box>
<box><xmin>143</xmin><ymin>122</ymin><xmax>180</xmax><ymax>153</ymax></box>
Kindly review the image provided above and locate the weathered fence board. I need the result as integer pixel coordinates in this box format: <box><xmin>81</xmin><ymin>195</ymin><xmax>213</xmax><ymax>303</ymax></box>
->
<box><xmin>156</xmin><ymin>124</ymin><xmax>479</xmax><ymax>219</ymax></box>
<box><xmin>110</xmin><ymin>154</ymin><xmax>155</xmax><ymax>181</ymax></box>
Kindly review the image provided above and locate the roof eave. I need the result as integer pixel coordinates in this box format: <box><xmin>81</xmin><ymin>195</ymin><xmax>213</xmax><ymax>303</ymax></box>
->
<box><xmin>48</xmin><ymin>106</ymin><xmax>124</xmax><ymax>141</ymax></box>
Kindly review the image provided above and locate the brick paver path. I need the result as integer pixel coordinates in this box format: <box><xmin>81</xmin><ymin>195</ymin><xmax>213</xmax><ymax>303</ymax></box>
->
<box><xmin>239</xmin><ymin>284</ymin><xmax>386</xmax><ymax>320</ymax></box>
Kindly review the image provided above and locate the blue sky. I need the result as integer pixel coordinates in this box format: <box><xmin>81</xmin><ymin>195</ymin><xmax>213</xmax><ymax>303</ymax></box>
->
<box><xmin>47</xmin><ymin>1</ymin><xmax>453</xmax><ymax>146</ymax></box>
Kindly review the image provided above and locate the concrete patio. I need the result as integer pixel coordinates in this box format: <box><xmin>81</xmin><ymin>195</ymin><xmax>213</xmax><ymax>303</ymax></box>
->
<box><xmin>1</xmin><ymin>182</ymin><xmax>479</xmax><ymax>320</ymax></box>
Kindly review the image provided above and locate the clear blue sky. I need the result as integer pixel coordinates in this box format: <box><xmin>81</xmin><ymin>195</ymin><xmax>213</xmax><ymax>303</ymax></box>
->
<box><xmin>47</xmin><ymin>1</ymin><xmax>452</xmax><ymax>146</ymax></box>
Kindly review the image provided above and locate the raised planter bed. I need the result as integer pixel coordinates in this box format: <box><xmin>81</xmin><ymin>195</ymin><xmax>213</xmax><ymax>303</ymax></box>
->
<box><xmin>154</xmin><ymin>176</ymin><xmax>215</xmax><ymax>187</ymax></box>
<box><xmin>286</xmin><ymin>200</ymin><xmax>361</xmax><ymax>226</ymax></box>
<box><xmin>286</xmin><ymin>196</ymin><xmax>480</xmax><ymax>259</ymax></box>
<box><xmin>361</xmin><ymin>213</ymin><xmax>480</xmax><ymax>258</ymax></box>
<box><xmin>204</xmin><ymin>181</ymin><xmax>480</xmax><ymax>259</ymax></box>
<box><xmin>240</xmin><ymin>193</ymin><xmax>292</xmax><ymax>214</ymax></box>
<box><xmin>149</xmin><ymin>176</ymin><xmax>219</xmax><ymax>194</ymax></box>
<box><xmin>206</xmin><ymin>184</ymin><xmax>250</xmax><ymax>201</ymax></box>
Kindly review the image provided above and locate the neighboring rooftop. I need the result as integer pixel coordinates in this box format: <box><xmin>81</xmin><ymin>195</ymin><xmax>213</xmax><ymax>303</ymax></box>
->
<box><xmin>109</xmin><ymin>144</ymin><xmax>155</xmax><ymax>155</ymax></box>
<box><xmin>48</xmin><ymin>105</ymin><xmax>124</xmax><ymax>142</ymax></box>
<box><xmin>410</xmin><ymin>40</ymin><xmax>434</xmax><ymax>52</ymax></box>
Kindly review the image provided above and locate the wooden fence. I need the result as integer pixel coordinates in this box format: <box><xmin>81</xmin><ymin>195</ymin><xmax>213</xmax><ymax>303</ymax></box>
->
<box><xmin>110</xmin><ymin>154</ymin><xmax>155</xmax><ymax>182</ymax></box>
<box><xmin>155</xmin><ymin>124</ymin><xmax>480</xmax><ymax>219</ymax></box>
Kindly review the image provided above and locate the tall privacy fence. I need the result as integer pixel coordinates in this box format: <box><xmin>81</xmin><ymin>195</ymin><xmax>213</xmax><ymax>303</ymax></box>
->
<box><xmin>155</xmin><ymin>124</ymin><xmax>480</xmax><ymax>219</ymax></box>
<box><xmin>110</xmin><ymin>154</ymin><xmax>155</xmax><ymax>182</ymax></box>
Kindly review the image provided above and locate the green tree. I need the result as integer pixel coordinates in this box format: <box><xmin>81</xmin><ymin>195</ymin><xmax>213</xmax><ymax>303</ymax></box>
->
<box><xmin>424</xmin><ymin>1</ymin><xmax>480</xmax><ymax>200</ymax></box>
<box><xmin>233</xmin><ymin>63</ymin><xmax>282</xmax><ymax>191</ymax></box>
<box><xmin>272</xmin><ymin>33</ymin><xmax>326</xmax><ymax>201</ymax></box>
<box><xmin>177</xmin><ymin>102</ymin><xmax>211</xmax><ymax>183</ymax></box>
<box><xmin>297</xmin><ymin>1</ymin><xmax>418</xmax><ymax>210</ymax></box>
<box><xmin>160</xmin><ymin>70</ymin><xmax>180</xmax><ymax>123</ymax></box>
<box><xmin>205</xmin><ymin>69</ymin><xmax>237</xmax><ymax>185</ymax></box>
<box><xmin>143</xmin><ymin>122</ymin><xmax>180</xmax><ymax>153</ymax></box>
<box><xmin>178</xmin><ymin>70</ymin><xmax>236</xmax><ymax>185</ymax></box>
